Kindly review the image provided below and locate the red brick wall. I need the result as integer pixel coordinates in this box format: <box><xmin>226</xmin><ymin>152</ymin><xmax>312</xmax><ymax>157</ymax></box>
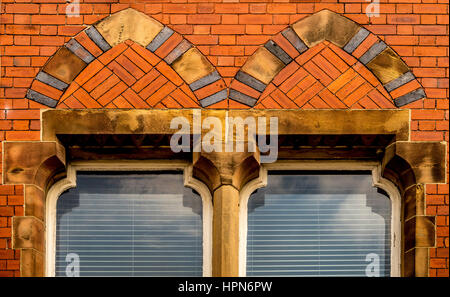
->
<box><xmin>0</xmin><ymin>0</ymin><xmax>448</xmax><ymax>277</ymax></box>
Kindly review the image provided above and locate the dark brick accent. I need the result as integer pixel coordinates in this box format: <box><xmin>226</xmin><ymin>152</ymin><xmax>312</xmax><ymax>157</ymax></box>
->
<box><xmin>199</xmin><ymin>89</ymin><xmax>228</xmax><ymax>107</ymax></box>
<box><xmin>281</xmin><ymin>27</ymin><xmax>308</xmax><ymax>54</ymax></box>
<box><xmin>264</xmin><ymin>40</ymin><xmax>293</xmax><ymax>65</ymax></box>
<box><xmin>35</xmin><ymin>71</ymin><xmax>68</xmax><ymax>91</ymax></box>
<box><xmin>228</xmin><ymin>89</ymin><xmax>257</xmax><ymax>107</ymax></box>
<box><xmin>189</xmin><ymin>71</ymin><xmax>222</xmax><ymax>91</ymax></box>
<box><xmin>85</xmin><ymin>26</ymin><xmax>111</xmax><ymax>52</ymax></box>
<box><xmin>146</xmin><ymin>26</ymin><xmax>174</xmax><ymax>52</ymax></box>
<box><xmin>384</xmin><ymin>71</ymin><xmax>415</xmax><ymax>92</ymax></box>
<box><xmin>343</xmin><ymin>28</ymin><xmax>370</xmax><ymax>54</ymax></box>
<box><xmin>234</xmin><ymin>71</ymin><xmax>266</xmax><ymax>93</ymax></box>
<box><xmin>26</xmin><ymin>89</ymin><xmax>58</xmax><ymax>108</ymax></box>
<box><xmin>394</xmin><ymin>88</ymin><xmax>426</xmax><ymax>107</ymax></box>
<box><xmin>359</xmin><ymin>41</ymin><xmax>387</xmax><ymax>65</ymax></box>
<box><xmin>65</xmin><ymin>39</ymin><xmax>95</xmax><ymax>64</ymax></box>
<box><xmin>164</xmin><ymin>39</ymin><xmax>192</xmax><ymax>65</ymax></box>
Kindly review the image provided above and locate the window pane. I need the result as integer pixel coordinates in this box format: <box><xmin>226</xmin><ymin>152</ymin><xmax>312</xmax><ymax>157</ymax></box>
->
<box><xmin>247</xmin><ymin>172</ymin><xmax>391</xmax><ymax>277</ymax></box>
<box><xmin>56</xmin><ymin>172</ymin><xmax>203</xmax><ymax>277</ymax></box>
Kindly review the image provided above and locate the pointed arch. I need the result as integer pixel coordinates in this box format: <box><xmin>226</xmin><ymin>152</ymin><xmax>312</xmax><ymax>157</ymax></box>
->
<box><xmin>229</xmin><ymin>9</ymin><xmax>425</xmax><ymax>108</ymax></box>
<box><xmin>26</xmin><ymin>8</ymin><xmax>227</xmax><ymax>108</ymax></box>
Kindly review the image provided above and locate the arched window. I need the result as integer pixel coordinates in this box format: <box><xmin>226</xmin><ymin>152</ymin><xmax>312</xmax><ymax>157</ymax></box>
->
<box><xmin>240</xmin><ymin>162</ymin><xmax>401</xmax><ymax>277</ymax></box>
<box><xmin>46</xmin><ymin>162</ymin><xmax>212</xmax><ymax>277</ymax></box>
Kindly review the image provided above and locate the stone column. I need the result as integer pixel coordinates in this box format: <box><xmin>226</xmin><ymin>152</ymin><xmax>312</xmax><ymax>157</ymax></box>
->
<box><xmin>382</xmin><ymin>141</ymin><xmax>446</xmax><ymax>277</ymax></box>
<box><xmin>3</xmin><ymin>142</ymin><xmax>66</xmax><ymax>277</ymax></box>
<box><xmin>193</xmin><ymin>146</ymin><xmax>260</xmax><ymax>277</ymax></box>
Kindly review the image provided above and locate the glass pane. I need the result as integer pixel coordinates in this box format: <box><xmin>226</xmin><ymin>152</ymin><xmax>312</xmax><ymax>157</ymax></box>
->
<box><xmin>56</xmin><ymin>172</ymin><xmax>203</xmax><ymax>277</ymax></box>
<box><xmin>247</xmin><ymin>172</ymin><xmax>391</xmax><ymax>277</ymax></box>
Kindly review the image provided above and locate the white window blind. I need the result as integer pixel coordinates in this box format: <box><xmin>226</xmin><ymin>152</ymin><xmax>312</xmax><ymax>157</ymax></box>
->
<box><xmin>247</xmin><ymin>172</ymin><xmax>391</xmax><ymax>277</ymax></box>
<box><xmin>56</xmin><ymin>172</ymin><xmax>203</xmax><ymax>277</ymax></box>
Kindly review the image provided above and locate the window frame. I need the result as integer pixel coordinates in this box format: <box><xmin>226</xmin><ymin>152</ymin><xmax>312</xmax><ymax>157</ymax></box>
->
<box><xmin>238</xmin><ymin>160</ymin><xmax>401</xmax><ymax>277</ymax></box>
<box><xmin>45</xmin><ymin>160</ymin><xmax>213</xmax><ymax>277</ymax></box>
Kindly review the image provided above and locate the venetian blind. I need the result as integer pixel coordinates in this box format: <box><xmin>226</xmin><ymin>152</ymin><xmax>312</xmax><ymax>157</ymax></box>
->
<box><xmin>56</xmin><ymin>172</ymin><xmax>203</xmax><ymax>277</ymax></box>
<box><xmin>247</xmin><ymin>172</ymin><xmax>391</xmax><ymax>277</ymax></box>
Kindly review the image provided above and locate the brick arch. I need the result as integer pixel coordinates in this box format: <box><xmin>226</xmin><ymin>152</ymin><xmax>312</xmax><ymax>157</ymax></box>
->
<box><xmin>25</xmin><ymin>8</ymin><xmax>227</xmax><ymax>108</ymax></box>
<box><xmin>229</xmin><ymin>9</ymin><xmax>425</xmax><ymax>108</ymax></box>
<box><xmin>56</xmin><ymin>40</ymin><xmax>201</xmax><ymax>109</ymax></box>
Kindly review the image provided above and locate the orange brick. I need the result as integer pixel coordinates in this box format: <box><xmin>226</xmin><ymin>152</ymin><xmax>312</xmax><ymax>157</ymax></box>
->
<box><xmin>279</xmin><ymin>67</ymin><xmax>308</xmax><ymax>92</ymax></box>
<box><xmin>229</xmin><ymin>99</ymin><xmax>252</xmax><ymax>109</ymax></box>
<box><xmin>210</xmin><ymin>46</ymin><xmax>244</xmax><ymax>56</ymax></box>
<box><xmin>239</xmin><ymin>14</ymin><xmax>272</xmax><ymax>25</ymax></box>
<box><xmin>161</xmin><ymin>97</ymin><xmax>182</xmax><ymax>109</ymax></box>
<box><xmin>30</xmin><ymin>80</ymin><xmax>63</xmax><ymax>100</ymax></box>
<box><xmin>129</xmin><ymin>43</ymin><xmax>161</xmax><ymax>66</ymax></box>
<box><xmin>61</xmin><ymin>95</ymin><xmax>85</xmax><ymax>109</ymax></box>
<box><xmin>170</xmin><ymin>88</ymin><xmax>199</xmax><ymax>108</ymax></box>
<box><xmin>115</xmin><ymin>54</ymin><xmax>145</xmax><ymax>79</ymax></box>
<box><xmin>121</xmin><ymin>89</ymin><xmax>150</xmax><ymax>109</ymax></box>
<box><xmin>90</xmin><ymin>74</ymin><xmax>120</xmax><ymax>99</ymax></box>
<box><xmin>304</xmin><ymin>60</ymin><xmax>333</xmax><ymax>86</ymax></box>
<box><xmin>187</xmin><ymin>14</ymin><xmax>221</xmax><ymax>25</ymax></box>
<box><xmin>390</xmin><ymin>80</ymin><xmax>422</xmax><ymax>99</ymax></box>
<box><xmin>294</xmin><ymin>81</ymin><xmax>324</xmax><ymax>107</ymax></box>
<box><xmin>367</xmin><ymin>89</ymin><xmax>396</xmax><ymax>109</ymax></box>
<box><xmin>146</xmin><ymin>81</ymin><xmax>177</xmax><ymax>107</ymax></box>
<box><xmin>259</xmin><ymin>83</ymin><xmax>276</xmax><ymax>100</ymax></box>
<box><xmin>318</xmin><ymin>89</ymin><xmax>347</xmax><ymax>109</ymax></box>
<box><xmin>309</xmin><ymin>96</ymin><xmax>331</xmax><ymax>109</ymax></box>
<box><xmin>107</xmin><ymin>61</ymin><xmax>136</xmax><ymax>86</ymax></box>
<box><xmin>336</xmin><ymin>75</ymin><xmax>366</xmax><ymax>99</ymax></box>
<box><xmin>295</xmin><ymin>42</ymin><xmax>326</xmax><ymax>65</ymax></box>
<box><xmin>259</xmin><ymin>97</ymin><xmax>282</xmax><ymax>109</ymax></box>
<box><xmin>6</xmin><ymin>110</ymin><xmax>40</xmax><ymax>120</ymax></box>
<box><xmin>139</xmin><ymin>75</ymin><xmax>168</xmax><ymax>100</ymax></box>
<box><xmin>132</xmin><ymin>68</ymin><xmax>161</xmax><ymax>93</ymax></box>
<box><xmin>154</xmin><ymin>33</ymin><xmax>183</xmax><ymax>59</ymax></box>
<box><xmin>82</xmin><ymin>66</ymin><xmax>113</xmax><ymax>92</ymax></box>
<box><xmin>73</xmin><ymin>88</ymin><xmax>101</xmax><ymax>108</ymax></box>
<box><xmin>411</xmin><ymin>110</ymin><xmax>446</xmax><ymax>120</ymax></box>
<box><xmin>98</xmin><ymin>42</ymin><xmax>128</xmax><ymax>65</ymax></box>
<box><xmin>123</xmin><ymin>48</ymin><xmax>153</xmax><ymax>73</ymax></box>
<box><xmin>312</xmin><ymin>54</ymin><xmax>342</xmax><ymax>80</ymax></box>
<box><xmin>111</xmin><ymin>96</ymin><xmax>133</xmax><ymax>109</ymax></box>
<box><xmin>97</xmin><ymin>82</ymin><xmax>128</xmax><ymax>106</ymax></box>
<box><xmin>155</xmin><ymin>61</ymin><xmax>184</xmax><ymax>86</ymax></box>
<box><xmin>75</xmin><ymin>31</ymin><xmax>103</xmax><ymax>57</ymax></box>
<box><xmin>351</xmin><ymin>34</ymin><xmax>379</xmax><ymax>59</ymax></box>
<box><xmin>229</xmin><ymin>79</ymin><xmax>260</xmax><ymax>100</ymax></box>
<box><xmin>6</xmin><ymin>131</ymin><xmax>40</xmax><ymax>141</ymax></box>
<box><xmin>272</xmin><ymin>61</ymin><xmax>299</xmax><ymax>86</ymax></box>
<box><xmin>216</xmin><ymin>4</ymin><xmax>249</xmax><ymax>14</ymax></box>
<box><xmin>343</xmin><ymin>82</ymin><xmax>374</xmax><ymax>107</ymax></box>
<box><xmin>270</xmin><ymin>89</ymin><xmax>298</xmax><ymax>109</ymax></box>
<box><xmin>202</xmin><ymin>98</ymin><xmax>226</xmax><ymax>109</ymax></box>
<box><xmin>12</xmin><ymin>120</ymin><xmax>29</xmax><ymax>131</ymax></box>
<box><xmin>327</xmin><ymin>69</ymin><xmax>358</xmax><ymax>94</ymax></box>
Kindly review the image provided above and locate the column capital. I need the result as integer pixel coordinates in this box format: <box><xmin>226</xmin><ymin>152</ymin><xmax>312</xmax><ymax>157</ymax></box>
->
<box><xmin>192</xmin><ymin>145</ymin><xmax>261</xmax><ymax>193</ymax></box>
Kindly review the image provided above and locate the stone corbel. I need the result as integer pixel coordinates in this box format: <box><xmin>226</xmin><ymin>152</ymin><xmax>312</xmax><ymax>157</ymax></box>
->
<box><xmin>192</xmin><ymin>149</ymin><xmax>261</xmax><ymax>193</ymax></box>
<box><xmin>3</xmin><ymin>141</ymin><xmax>66</xmax><ymax>277</ymax></box>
